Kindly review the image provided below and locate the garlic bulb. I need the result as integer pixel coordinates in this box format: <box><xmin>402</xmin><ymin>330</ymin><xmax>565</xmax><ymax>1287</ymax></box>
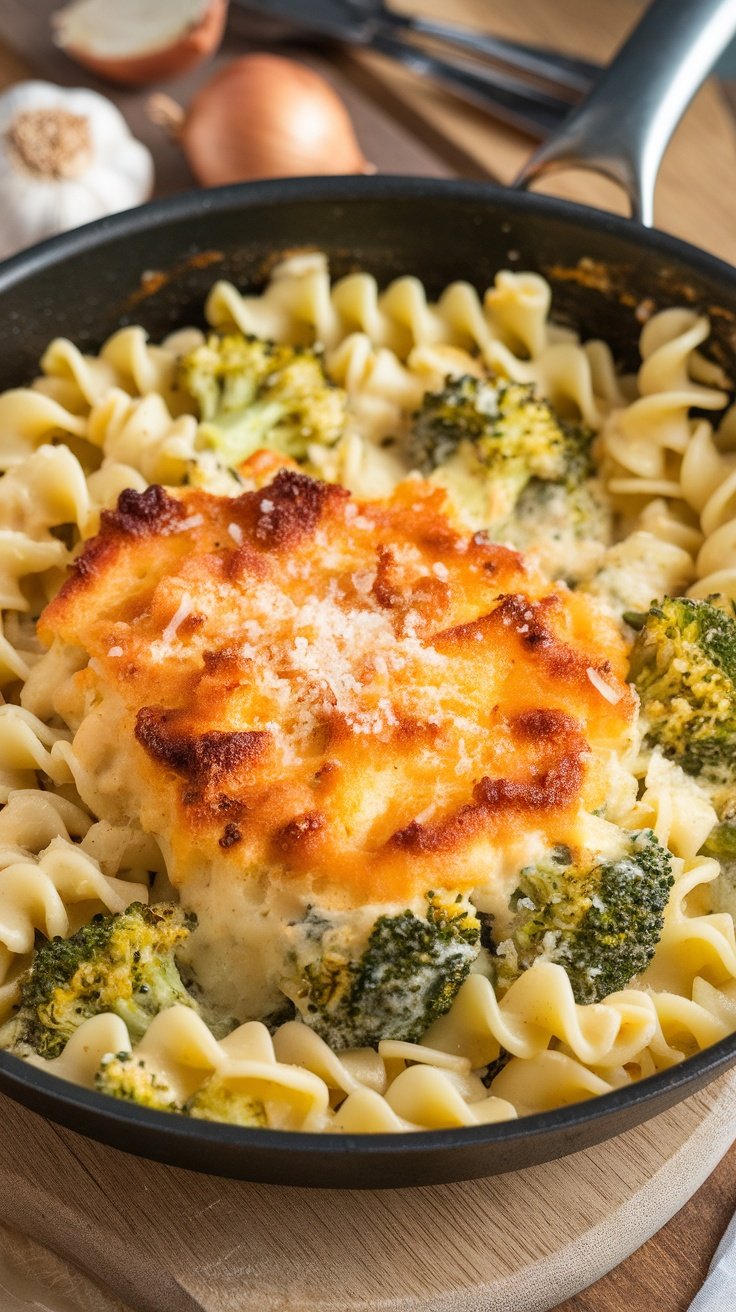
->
<box><xmin>0</xmin><ymin>81</ymin><xmax>154</xmax><ymax>262</ymax></box>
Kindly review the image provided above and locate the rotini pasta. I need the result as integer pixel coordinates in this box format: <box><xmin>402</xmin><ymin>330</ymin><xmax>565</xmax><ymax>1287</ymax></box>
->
<box><xmin>1</xmin><ymin>252</ymin><xmax>735</xmax><ymax>1138</ymax></box>
<box><xmin>600</xmin><ymin>308</ymin><xmax>736</xmax><ymax>600</ymax></box>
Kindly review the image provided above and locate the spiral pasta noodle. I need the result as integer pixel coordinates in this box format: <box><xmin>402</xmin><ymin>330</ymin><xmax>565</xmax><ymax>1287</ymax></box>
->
<box><xmin>598</xmin><ymin>307</ymin><xmax>736</xmax><ymax>599</ymax></box>
<box><xmin>31</xmin><ymin>1006</ymin><xmax>518</xmax><ymax>1132</ymax></box>
<box><xmin>206</xmin><ymin>255</ymin><xmax>607</xmax><ymax>431</ymax></box>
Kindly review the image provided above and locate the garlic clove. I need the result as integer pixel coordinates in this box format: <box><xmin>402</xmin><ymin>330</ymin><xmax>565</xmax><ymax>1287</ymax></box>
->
<box><xmin>53</xmin><ymin>0</ymin><xmax>228</xmax><ymax>87</ymax></box>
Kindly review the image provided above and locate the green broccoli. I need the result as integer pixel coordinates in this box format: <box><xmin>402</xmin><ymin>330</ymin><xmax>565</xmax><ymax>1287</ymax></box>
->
<box><xmin>177</xmin><ymin>331</ymin><xmax>347</xmax><ymax>467</ymax></box>
<box><xmin>491</xmin><ymin>832</ymin><xmax>674</xmax><ymax>1005</ymax></box>
<box><xmin>701</xmin><ymin>812</ymin><xmax>736</xmax><ymax>922</ymax></box>
<box><xmin>703</xmin><ymin>817</ymin><xmax>736</xmax><ymax>863</ymax></box>
<box><xmin>629</xmin><ymin>595</ymin><xmax>736</xmax><ymax>786</ymax></box>
<box><xmin>94</xmin><ymin>1054</ymin><xmax>268</xmax><ymax>1127</ymax></box>
<box><xmin>95</xmin><ymin>1051</ymin><xmax>181</xmax><ymax>1112</ymax></box>
<box><xmin>187</xmin><ymin>1076</ymin><xmax>267</xmax><ymax>1127</ymax></box>
<box><xmin>408</xmin><ymin>374</ymin><xmax>602</xmax><ymax>538</ymax></box>
<box><xmin>0</xmin><ymin>902</ymin><xmax>196</xmax><ymax>1060</ymax></box>
<box><xmin>290</xmin><ymin>892</ymin><xmax>480</xmax><ymax>1050</ymax></box>
<box><xmin>501</xmin><ymin>475</ymin><xmax>612</xmax><ymax>578</ymax></box>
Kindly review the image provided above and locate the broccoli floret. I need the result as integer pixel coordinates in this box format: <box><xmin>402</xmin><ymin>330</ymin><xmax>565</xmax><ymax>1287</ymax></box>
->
<box><xmin>0</xmin><ymin>902</ymin><xmax>196</xmax><ymax>1060</ymax></box>
<box><xmin>293</xmin><ymin>893</ymin><xmax>480</xmax><ymax>1050</ymax></box>
<box><xmin>629</xmin><ymin>595</ymin><xmax>736</xmax><ymax>785</ymax></box>
<box><xmin>703</xmin><ymin>818</ymin><xmax>736</xmax><ymax>863</ymax></box>
<box><xmin>502</xmin><ymin>476</ymin><xmax>613</xmax><ymax>582</ymax></box>
<box><xmin>177</xmin><ymin>331</ymin><xmax>347</xmax><ymax>467</ymax></box>
<box><xmin>95</xmin><ymin>1054</ymin><xmax>268</xmax><ymax>1126</ymax></box>
<box><xmin>703</xmin><ymin>817</ymin><xmax>736</xmax><ymax>922</ymax></box>
<box><xmin>408</xmin><ymin>375</ymin><xmax>598</xmax><ymax>532</ymax></box>
<box><xmin>187</xmin><ymin>1076</ymin><xmax>267</xmax><ymax>1126</ymax></box>
<box><xmin>95</xmin><ymin>1051</ymin><xmax>181</xmax><ymax>1112</ymax></box>
<box><xmin>511</xmin><ymin>471</ymin><xmax>604</xmax><ymax>534</ymax></box>
<box><xmin>491</xmin><ymin>832</ymin><xmax>674</xmax><ymax>1004</ymax></box>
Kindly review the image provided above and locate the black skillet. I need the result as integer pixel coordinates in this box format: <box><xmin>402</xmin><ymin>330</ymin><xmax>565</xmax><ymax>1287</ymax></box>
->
<box><xmin>0</xmin><ymin>0</ymin><xmax>735</xmax><ymax>1188</ymax></box>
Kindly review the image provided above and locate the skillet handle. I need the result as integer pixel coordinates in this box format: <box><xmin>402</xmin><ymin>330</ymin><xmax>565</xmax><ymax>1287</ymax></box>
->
<box><xmin>515</xmin><ymin>0</ymin><xmax>736</xmax><ymax>227</ymax></box>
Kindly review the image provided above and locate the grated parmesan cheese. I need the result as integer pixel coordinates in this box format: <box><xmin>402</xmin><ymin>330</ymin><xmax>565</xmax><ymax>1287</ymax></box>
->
<box><xmin>586</xmin><ymin>666</ymin><xmax>623</xmax><ymax>704</ymax></box>
<box><xmin>161</xmin><ymin>594</ymin><xmax>193</xmax><ymax>645</ymax></box>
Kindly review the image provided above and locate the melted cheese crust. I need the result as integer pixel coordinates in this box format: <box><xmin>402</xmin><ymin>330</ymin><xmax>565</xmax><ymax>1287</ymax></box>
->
<box><xmin>41</xmin><ymin>459</ymin><xmax>635</xmax><ymax>908</ymax></box>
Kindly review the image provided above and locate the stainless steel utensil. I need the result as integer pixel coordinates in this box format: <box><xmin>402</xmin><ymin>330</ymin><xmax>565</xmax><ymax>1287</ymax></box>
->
<box><xmin>233</xmin><ymin>0</ymin><xmax>582</xmax><ymax>137</ymax></box>
<box><xmin>345</xmin><ymin>0</ymin><xmax>599</xmax><ymax>95</ymax></box>
<box><xmin>355</xmin><ymin>31</ymin><xmax>574</xmax><ymax>136</ymax></box>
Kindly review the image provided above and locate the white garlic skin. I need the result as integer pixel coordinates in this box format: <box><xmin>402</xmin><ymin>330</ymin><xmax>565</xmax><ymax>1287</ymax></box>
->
<box><xmin>0</xmin><ymin>81</ymin><xmax>154</xmax><ymax>262</ymax></box>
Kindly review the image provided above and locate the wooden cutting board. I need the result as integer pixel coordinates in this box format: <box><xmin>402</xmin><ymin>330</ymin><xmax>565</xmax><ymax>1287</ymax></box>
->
<box><xmin>0</xmin><ymin>1065</ymin><xmax>729</xmax><ymax>1312</ymax></box>
<box><xmin>0</xmin><ymin>1070</ymin><xmax>734</xmax><ymax>1312</ymax></box>
<box><xmin>0</xmin><ymin>4</ymin><xmax>735</xmax><ymax>1311</ymax></box>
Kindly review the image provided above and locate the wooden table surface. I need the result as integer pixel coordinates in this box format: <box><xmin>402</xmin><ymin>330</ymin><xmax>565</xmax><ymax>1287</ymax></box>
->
<box><xmin>0</xmin><ymin>1</ymin><xmax>735</xmax><ymax>1308</ymax></box>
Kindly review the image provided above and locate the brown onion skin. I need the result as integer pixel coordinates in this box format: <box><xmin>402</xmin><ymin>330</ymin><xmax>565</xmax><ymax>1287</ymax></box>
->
<box><xmin>58</xmin><ymin>0</ymin><xmax>228</xmax><ymax>87</ymax></box>
<box><xmin>180</xmin><ymin>54</ymin><xmax>370</xmax><ymax>185</ymax></box>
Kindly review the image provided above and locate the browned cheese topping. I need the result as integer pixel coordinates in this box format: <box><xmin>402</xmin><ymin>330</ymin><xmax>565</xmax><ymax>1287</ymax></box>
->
<box><xmin>40</xmin><ymin>457</ymin><xmax>635</xmax><ymax>905</ymax></box>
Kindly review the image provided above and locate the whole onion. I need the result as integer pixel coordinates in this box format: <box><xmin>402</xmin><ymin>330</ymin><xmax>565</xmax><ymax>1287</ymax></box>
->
<box><xmin>149</xmin><ymin>54</ymin><xmax>371</xmax><ymax>185</ymax></box>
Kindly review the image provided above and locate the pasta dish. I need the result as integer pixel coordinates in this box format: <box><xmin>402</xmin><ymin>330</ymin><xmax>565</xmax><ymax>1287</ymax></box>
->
<box><xmin>0</xmin><ymin>252</ymin><xmax>735</xmax><ymax>1134</ymax></box>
